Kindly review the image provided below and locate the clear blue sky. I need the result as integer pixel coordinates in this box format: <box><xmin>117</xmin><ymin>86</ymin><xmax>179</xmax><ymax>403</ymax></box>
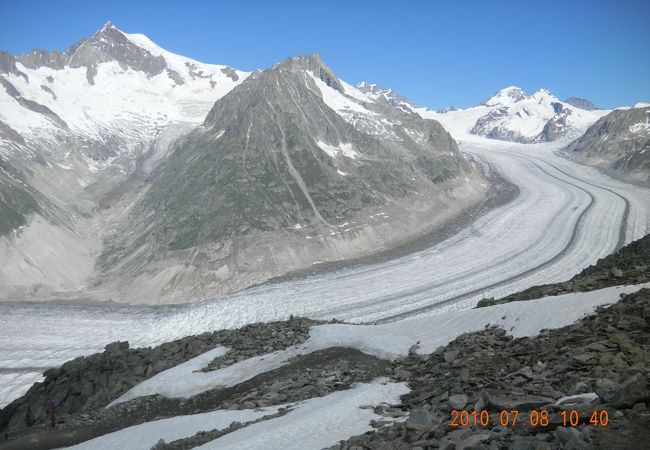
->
<box><xmin>1</xmin><ymin>0</ymin><xmax>648</xmax><ymax>109</ymax></box>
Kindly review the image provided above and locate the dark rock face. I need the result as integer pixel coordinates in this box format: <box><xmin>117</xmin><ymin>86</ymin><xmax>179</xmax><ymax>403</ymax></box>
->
<box><xmin>538</xmin><ymin>102</ymin><xmax>572</xmax><ymax>141</ymax></box>
<box><xmin>14</xmin><ymin>48</ymin><xmax>68</xmax><ymax>70</ymax></box>
<box><xmin>470</xmin><ymin>88</ymin><xmax>596</xmax><ymax>143</ymax></box>
<box><xmin>471</xmin><ymin>107</ymin><xmax>515</xmax><ymax>140</ymax></box>
<box><xmin>564</xmin><ymin>97</ymin><xmax>597</xmax><ymax>111</ymax></box>
<box><xmin>0</xmin><ymin>76</ymin><xmax>21</xmax><ymax>98</ymax></box>
<box><xmin>0</xmin><ymin>52</ymin><xmax>28</xmax><ymax>80</ymax></box>
<box><xmin>472</xmin><ymin>101</ymin><xmax>576</xmax><ymax>143</ymax></box>
<box><xmin>478</xmin><ymin>233</ymin><xmax>650</xmax><ymax>307</ymax></box>
<box><xmin>16</xmin><ymin>97</ymin><xmax>68</xmax><ymax>129</ymax></box>
<box><xmin>0</xmin><ymin>154</ymin><xmax>43</xmax><ymax>235</ymax></box>
<box><xmin>67</xmin><ymin>22</ymin><xmax>166</xmax><ymax>81</ymax></box>
<box><xmin>124</xmin><ymin>54</ymin><xmax>474</xmax><ymax>251</ymax></box>
<box><xmin>220</xmin><ymin>66</ymin><xmax>239</xmax><ymax>81</ymax></box>
<box><xmin>565</xmin><ymin>107</ymin><xmax>650</xmax><ymax>186</ymax></box>
<box><xmin>1</xmin><ymin>74</ymin><xmax>68</xmax><ymax>128</ymax></box>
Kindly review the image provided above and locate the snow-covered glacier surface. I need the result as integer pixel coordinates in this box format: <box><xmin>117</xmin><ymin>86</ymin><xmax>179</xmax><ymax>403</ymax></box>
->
<box><xmin>112</xmin><ymin>283</ymin><xmax>650</xmax><ymax>406</ymax></box>
<box><xmin>1</xmin><ymin>140</ymin><xmax>649</xmax><ymax>407</ymax></box>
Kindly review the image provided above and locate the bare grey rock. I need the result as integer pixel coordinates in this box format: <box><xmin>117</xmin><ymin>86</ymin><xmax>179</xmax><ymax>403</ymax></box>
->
<box><xmin>564</xmin><ymin>97</ymin><xmax>597</xmax><ymax>111</ymax></box>
<box><xmin>448</xmin><ymin>393</ymin><xmax>468</xmax><ymax>410</ymax></box>
<box><xmin>565</xmin><ymin>106</ymin><xmax>650</xmax><ymax>186</ymax></box>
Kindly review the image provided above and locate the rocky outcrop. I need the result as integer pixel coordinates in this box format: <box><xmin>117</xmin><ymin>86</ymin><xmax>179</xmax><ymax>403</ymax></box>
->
<box><xmin>356</xmin><ymin>81</ymin><xmax>417</xmax><ymax>111</ymax></box>
<box><xmin>0</xmin><ymin>317</ymin><xmax>321</xmax><ymax>433</ymax></box>
<box><xmin>564</xmin><ymin>97</ymin><xmax>597</xmax><ymax>111</ymax></box>
<box><xmin>565</xmin><ymin>106</ymin><xmax>650</xmax><ymax>186</ymax></box>
<box><xmin>478</xmin><ymin>234</ymin><xmax>650</xmax><ymax>307</ymax></box>
<box><xmin>0</xmin><ymin>156</ymin><xmax>43</xmax><ymax>235</ymax></box>
<box><xmin>330</xmin><ymin>288</ymin><xmax>650</xmax><ymax>450</ymax></box>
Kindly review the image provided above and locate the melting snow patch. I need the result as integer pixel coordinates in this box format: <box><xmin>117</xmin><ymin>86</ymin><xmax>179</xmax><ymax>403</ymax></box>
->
<box><xmin>66</xmin><ymin>406</ymin><xmax>280</xmax><ymax>450</ymax></box>
<box><xmin>109</xmin><ymin>346</ymin><xmax>229</xmax><ymax>405</ymax></box>
<box><xmin>339</xmin><ymin>143</ymin><xmax>360</xmax><ymax>159</ymax></box>
<box><xmin>629</xmin><ymin>119</ymin><xmax>650</xmax><ymax>134</ymax></box>
<box><xmin>316</xmin><ymin>141</ymin><xmax>361</xmax><ymax>159</ymax></box>
<box><xmin>195</xmin><ymin>379</ymin><xmax>409</xmax><ymax>450</ymax></box>
<box><xmin>307</xmin><ymin>72</ymin><xmax>370</xmax><ymax>116</ymax></box>
<box><xmin>316</xmin><ymin>141</ymin><xmax>339</xmax><ymax>158</ymax></box>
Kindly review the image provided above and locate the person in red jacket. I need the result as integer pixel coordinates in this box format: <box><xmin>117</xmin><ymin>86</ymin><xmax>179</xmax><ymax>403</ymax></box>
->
<box><xmin>47</xmin><ymin>399</ymin><xmax>57</xmax><ymax>428</ymax></box>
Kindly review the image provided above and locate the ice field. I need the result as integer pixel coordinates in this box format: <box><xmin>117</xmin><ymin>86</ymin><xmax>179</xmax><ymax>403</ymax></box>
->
<box><xmin>1</xmin><ymin>139</ymin><xmax>649</xmax><ymax>408</ymax></box>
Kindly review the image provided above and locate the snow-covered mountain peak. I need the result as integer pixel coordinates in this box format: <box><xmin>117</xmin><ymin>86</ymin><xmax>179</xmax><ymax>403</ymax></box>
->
<box><xmin>481</xmin><ymin>86</ymin><xmax>528</xmax><ymax>107</ymax></box>
<box><xmin>0</xmin><ymin>24</ymin><xmax>249</xmax><ymax>137</ymax></box>
<box><xmin>67</xmin><ymin>21</ymin><xmax>168</xmax><ymax>80</ymax></box>
<box><xmin>356</xmin><ymin>81</ymin><xmax>391</xmax><ymax>96</ymax></box>
<box><xmin>265</xmin><ymin>54</ymin><xmax>345</xmax><ymax>94</ymax></box>
<box><xmin>0</xmin><ymin>23</ymin><xmax>251</xmax><ymax>219</ymax></box>
<box><xmin>468</xmin><ymin>85</ymin><xmax>608</xmax><ymax>143</ymax></box>
<box><xmin>531</xmin><ymin>88</ymin><xmax>558</xmax><ymax>102</ymax></box>
<box><xmin>532</xmin><ymin>87</ymin><xmax>552</xmax><ymax>96</ymax></box>
<box><xmin>412</xmin><ymin>85</ymin><xmax>611</xmax><ymax>144</ymax></box>
<box><xmin>101</xmin><ymin>21</ymin><xmax>115</xmax><ymax>30</ymax></box>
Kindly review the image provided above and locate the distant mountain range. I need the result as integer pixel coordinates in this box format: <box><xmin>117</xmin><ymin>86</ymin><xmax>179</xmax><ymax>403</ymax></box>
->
<box><xmin>0</xmin><ymin>22</ymin><xmax>647</xmax><ymax>304</ymax></box>
<box><xmin>355</xmin><ymin>83</ymin><xmax>608</xmax><ymax>144</ymax></box>
<box><xmin>468</xmin><ymin>86</ymin><xmax>605</xmax><ymax>143</ymax></box>
<box><xmin>0</xmin><ymin>23</ymin><xmax>488</xmax><ymax>304</ymax></box>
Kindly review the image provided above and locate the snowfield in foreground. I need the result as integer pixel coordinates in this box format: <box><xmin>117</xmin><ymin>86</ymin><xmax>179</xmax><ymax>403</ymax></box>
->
<box><xmin>195</xmin><ymin>379</ymin><xmax>409</xmax><ymax>450</ymax></box>
<box><xmin>67</xmin><ymin>405</ymin><xmax>282</xmax><ymax>450</ymax></box>
<box><xmin>73</xmin><ymin>379</ymin><xmax>408</xmax><ymax>450</ymax></box>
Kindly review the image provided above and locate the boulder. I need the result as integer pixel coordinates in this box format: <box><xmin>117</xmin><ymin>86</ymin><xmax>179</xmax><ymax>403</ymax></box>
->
<box><xmin>598</xmin><ymin>374</ymin><xmax>650</xmax><ymax>408</ymax></box>
<box><xmin>448</xmin><ymin>393</ymin><xmax>468</xmax><ymax>410</ymax></box>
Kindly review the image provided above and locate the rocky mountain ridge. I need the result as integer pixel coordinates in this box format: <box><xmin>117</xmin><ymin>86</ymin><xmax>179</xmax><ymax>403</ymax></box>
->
<box><xmin>0</xmin><ymin>25</ymin><xmax>493</xmax><ymax>305</ymax></box>
<box><xmin>565</xmin><ymin>105</ymin><xmax>650</xmax><ymax>186</ymax></box>
<box><xmin>564</xmin><ymin>97</ymin><xmax>597</xmax><ymax>111</ymax></box>
<box><xmin>92</xmin><ymin>54</ymin><xmax>490</xmax><ymax>304</ymax></box>
<box><xmin>355</xmin><ymin>83</ymin><xmax>609</xmax><ymax>144</ymax></box>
